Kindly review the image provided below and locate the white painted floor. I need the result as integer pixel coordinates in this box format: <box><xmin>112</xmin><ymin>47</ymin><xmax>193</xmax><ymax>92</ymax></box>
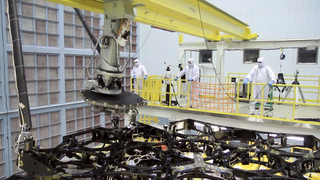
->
<box><xmin>162</xmin><ymin>97</ymin><xmax>319</xmax><ymax>119</ymax></box>
<box><xmin>137</xmin><ymin>97</ymin><xmax>320</xmax><ymax>138</ymax></box>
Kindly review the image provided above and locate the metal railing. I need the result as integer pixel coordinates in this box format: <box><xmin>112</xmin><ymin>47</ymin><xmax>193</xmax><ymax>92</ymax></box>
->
<box><xmin>226</xmin><ymin>73</ymin><xmax>320</xmax><ymax>104</ymax></box>
<box><xmin>130</xmin><ymin>75</ymin><xmax>320</xmax><ymax>126</ymax></box>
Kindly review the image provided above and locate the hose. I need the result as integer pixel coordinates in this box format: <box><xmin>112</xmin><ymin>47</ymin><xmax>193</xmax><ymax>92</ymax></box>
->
<box><xmin>170</xmin><ymin>83</ymin><xmax>182</xmax><ymax>108</ymax></box>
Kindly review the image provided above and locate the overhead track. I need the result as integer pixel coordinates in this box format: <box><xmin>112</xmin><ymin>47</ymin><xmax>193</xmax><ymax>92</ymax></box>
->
<box><xmin>45</xmin><ymin>0</ymin><xmax>258</xmax><ymax>41</ymax></box>
<box><xmin>179</xmin><ymin>38</ymin><xmax>320</xmax><ymax>50</ymax></box>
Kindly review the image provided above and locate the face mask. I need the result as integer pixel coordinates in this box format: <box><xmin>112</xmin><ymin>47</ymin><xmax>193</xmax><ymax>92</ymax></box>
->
<box><xmin>258</xmin><ymin>63</ymin><xmax>264</xmax><ymax>68</ymax></box>
<box><xmin>188</xmin><ymin>64</ymin><xmax>193</xmax><ymax>68</ymax></box>
<box><xmin>135</xmin><ymin>63</ymin><xmax>139</xmax><ymax>67</ymax></box>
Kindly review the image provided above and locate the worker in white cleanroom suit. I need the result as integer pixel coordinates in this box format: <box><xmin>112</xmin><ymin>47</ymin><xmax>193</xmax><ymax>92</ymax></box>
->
<box><xmin>175</xmin><ymin>58</ymin><xmax>200</xmax><ymax>108</ymax></box>
<box><xmin>131</xmin><ymin>59</ymin><xmax>148</xmax><ymax>95</ymax></box>
<box><xmin>178</xmin><ymin>63</ymin><xmax>187</xmax><ymax>98</ymax></box>
<box><xmin>243</xmin><ymin>57</ymin><xmax>276</xmax><ymax>115</ymax></box>
<box><xmin>163</xmin><ymin>66</ymin><xmax>172</xmax><ymax>105</ymax></box>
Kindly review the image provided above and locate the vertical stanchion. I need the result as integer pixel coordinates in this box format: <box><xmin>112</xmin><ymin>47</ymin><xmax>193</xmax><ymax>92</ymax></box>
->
<box><xmin>292</xmin><ymin>85</ymin><xmax>297</xmax><ymax>120</ymax></box>
<box><xmin>260</xmin><ymin>85</ymin><xmax>264</xmax><ymax>116</ymax></box>
<box><xmin>236</xmin><ymin>83</ymin><xmax>240</xmax><ymax>114</ymax></box>
<box><xmin>169</xmin><ymin>80</ymin><xmax>172</xmax><ymax>106</ymax></box>
<box><xmin>187</xmin><ymin>81</ymin><xmax>190</xmax><ymax>108</ymax></box>
<box><xmin>318</xmin><ymin>77</ymin><xmax>320</xmax><ymax>104</ymax></box>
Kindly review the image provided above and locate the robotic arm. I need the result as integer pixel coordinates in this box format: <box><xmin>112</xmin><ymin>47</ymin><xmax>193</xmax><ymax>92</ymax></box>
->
<box><xmin>80</xmin><ymin>1</ymin><xmax>147</xmax><ymax>127</ymax></box>
<box><xmin>85</xmin><ymin>1</ymin><xmax>134</xmax><ymax>95</ymax></box>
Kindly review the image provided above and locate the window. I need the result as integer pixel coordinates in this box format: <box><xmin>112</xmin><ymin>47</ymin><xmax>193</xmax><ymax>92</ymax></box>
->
<box><xmin>243</xmin><ymin>49</ymin><xmax>259</xmax><ymax>63</ymax></box>
<box><xmin>297</xmin><ymin>47</ymin><xmax>318</xmax><ymax>64</ymax></box>
<box><xmin>199</xmin><ymin>50</ymin><xmax>212</xmax><ymax>63</ymax></box>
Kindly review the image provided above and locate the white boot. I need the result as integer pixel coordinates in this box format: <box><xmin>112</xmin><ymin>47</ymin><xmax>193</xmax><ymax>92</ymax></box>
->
<box><xmin>249</xmin><ymin>104</ymin><xmax>255</xmax><ymax>115</ymax></box>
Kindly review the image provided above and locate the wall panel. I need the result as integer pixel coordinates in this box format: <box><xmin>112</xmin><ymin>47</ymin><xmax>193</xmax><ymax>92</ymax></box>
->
<box><xmin>0</xmin><ymin>0</ymin><xmax>138</xmax><ymax>177</ymax></box>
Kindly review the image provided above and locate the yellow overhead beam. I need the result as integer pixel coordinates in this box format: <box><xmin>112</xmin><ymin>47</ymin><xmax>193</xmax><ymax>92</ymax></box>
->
<box><xmin>46</xmin><ymin>0</ymin><xmax>103</xmax><ymax>14</ymax></box>
<box><xmin>45</xmin><ymin>0</ymin><xmax>258</xmax><ymax>41</ymax></box>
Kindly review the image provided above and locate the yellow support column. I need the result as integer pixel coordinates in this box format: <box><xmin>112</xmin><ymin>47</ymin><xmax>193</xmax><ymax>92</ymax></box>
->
<box><xmin>179</xmin><ymin>34</ymin><xmax>184</xmax><ymax>44</ymax></box>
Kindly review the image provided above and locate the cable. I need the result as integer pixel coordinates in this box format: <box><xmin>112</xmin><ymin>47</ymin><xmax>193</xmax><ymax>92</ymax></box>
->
<box><xmin>170</xmin><ymin>83</ymin><xmax>182</xmax><ymax>108</ymax></box>
<box><xmin>197</xmin><ymin>0</ymin><xmax>209</xmax><ymax>52</ymax></box>
<box><xmin>128</xmin><ymin>10</ymin><xmax>159</xmax><ymax>60</ymax></box>
<box><xmin>197</xmin><ymin>1</ymin><xmax>237</xmax><ymax>103</ymax></box>
<box><xmin>110</xmin><ymin>35</ymin><xmax>121</xmax><ymax>72</ymax></box>
<box><xmin>211</xmin><ymin>52</ymin><xmax>237</xmax><ymax>103</ymax></box>
<box><xmin>85</xmin><ymin>36</ymin><xmax>103</xmax><ymax>78</ymax></box>
<box><xmin>88</xmin><ymin>11</ymin><xmax>159</xmax><ymax>75</ymax></box>
<box><xmin>197</xmin><ymin>1</ymin><xmax>272</xmax><ymax>107</ymax></box>
<box><xmin>6</xmin><ymin>0</ymin><xmax>32</xmax><ymax>170</ymax></box>
<box><xmin>119</xmin><ymin>34</ymin><xmax>132</xmax><ymax>72</ymax></box>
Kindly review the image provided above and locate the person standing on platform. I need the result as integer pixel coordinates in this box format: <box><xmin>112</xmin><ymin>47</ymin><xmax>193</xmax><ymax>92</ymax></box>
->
<box><xmin>131</xmin><ymin>59</ymin><xmax>148</xmax><ymax>95</ymax></box>
<box><xmin>243</xmin><ymin>57</ymin><xmax>276</xmax><ymax>115</ymax></box>
<box><xmin>175</xmin><ymin>58</ymin><xmax>200</xmax><ymax>108</ymax></box>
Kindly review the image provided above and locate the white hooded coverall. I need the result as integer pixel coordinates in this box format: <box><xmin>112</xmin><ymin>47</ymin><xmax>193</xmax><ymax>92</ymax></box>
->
<box><xmin>131</xmin><ymin>59</ymin><xmax>147</xmax><ymax>93</ymax></box>
<box><xmin>246</xmin><ymin>57</ymin><xmax>276</xmax><ymax>114</ymax></box>
<box><xmin>176</xmin><ymin>58</ymin><xmax>200</xmax><ymax>106</ymax></box>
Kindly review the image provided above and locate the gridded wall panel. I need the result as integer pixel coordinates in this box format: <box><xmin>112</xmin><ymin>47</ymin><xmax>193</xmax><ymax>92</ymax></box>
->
<box><xmin>65</xmin><ymin>106</ymin><xmax>100</xmax><ymax>142</ymax></box>
<box><xmin>10</xmin><ymin>111</ymin><xmax>61</xmax><ymax>174</ymax></box>
<box><xmin>64</xmin><ymin>55</ymin><xmax>94</xmax><ymax>102</ymax></box>
<box><xmin>121</xmin><ymin>58</ymin><xmax>135</xmax><ymax>92</ymax></box>
<box><xmin>0</xmin><ymin>67</ymin><xmax>1</xmax><ymax>112</ymax></box>
<box><xmin>129</xmin><ymin>22</ymin><xmax>137</xmax><ymax>52</ymax></box>
<box><xmin>64</xmin><ymin>7</ymin><xmax>101</xmax><ymax>49</ymax></box>
<box><xmin>0</xmin><ymin>119</ymin><xmax>5</xmax><ymax>179</ymax></box>
<box><xmin>5</xmin><ymin>0</ymin><xmax>59</xmax><ymax>47</ymax></box>
<box><xmin>8</xmin><ymin>53</ymin><xmax>60</xmax><ymax>110</ymax></box>
<box><xmin>1</xmin><ymin>0</ymin><xmax>139</xmax><ymax>178</ymax></box>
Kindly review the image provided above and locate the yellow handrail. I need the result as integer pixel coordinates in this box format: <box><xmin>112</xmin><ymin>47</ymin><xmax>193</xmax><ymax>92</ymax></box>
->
<box><xmin>131</xmin><ymin>76</ymin><xmax>320</xmax><ymax>126</ymax></box>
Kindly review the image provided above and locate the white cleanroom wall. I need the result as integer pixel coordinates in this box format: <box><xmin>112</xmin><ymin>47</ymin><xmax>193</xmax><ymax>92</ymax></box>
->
<box><xmin>138</xmin><ymin>24</ymin><xmax>180</xmax><ymax>76</ymax></box>
<box><xmin>138</xmin><ymin>0</ymin><xmax>320</xmax><ymax>83</ymax></box>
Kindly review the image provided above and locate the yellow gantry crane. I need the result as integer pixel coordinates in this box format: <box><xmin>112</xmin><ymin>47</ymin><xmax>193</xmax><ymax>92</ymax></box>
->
<box><xmin>45</xmin><ymin>0</ymin><xmax>258</xmax><ymax>41</ymax></box>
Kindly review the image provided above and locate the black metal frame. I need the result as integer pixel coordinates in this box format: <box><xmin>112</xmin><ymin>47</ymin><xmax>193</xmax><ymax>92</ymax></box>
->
<box><xmin>7</xmin><ymin>0</ymin><xmax>32</xmax><ymax>130</ymax></box>
<box><xmin>7</xmin><ymin>119</ymin><xmax>320</xmax><ymax>180</ymax></box>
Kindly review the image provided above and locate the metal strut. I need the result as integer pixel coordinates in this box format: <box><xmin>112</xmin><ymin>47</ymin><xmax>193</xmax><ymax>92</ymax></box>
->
<box><xmin>74</xmin><ymin>8</ymin><xmax>101</xmax><ymax>54</ymax></box>
<box><xmin>7</xmin><ymin>0</ymin><xmax>32</xmax><ymax>130</ymax></box>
